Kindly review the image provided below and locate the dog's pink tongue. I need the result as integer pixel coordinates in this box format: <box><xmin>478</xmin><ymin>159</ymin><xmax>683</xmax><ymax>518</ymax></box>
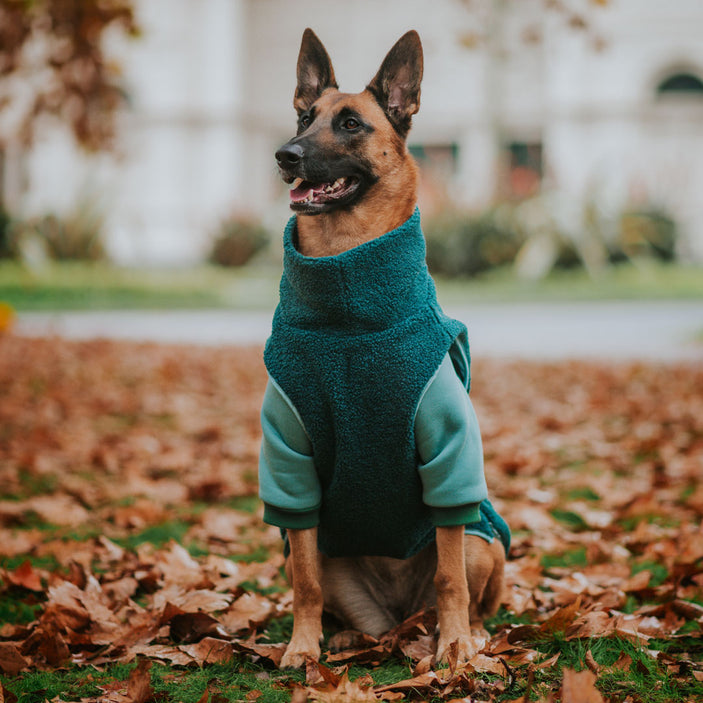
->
<box><xmin>290</xmin><ymin>182</ymin><xmax>315</xmax><ymax>203</ymax></box>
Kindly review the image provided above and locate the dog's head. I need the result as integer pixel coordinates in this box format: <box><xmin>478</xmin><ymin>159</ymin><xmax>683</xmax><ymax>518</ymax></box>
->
<box><xmin>276</xmin><ymin>29</ymin><xmax>423</xmax><ymax>216</ymax></box>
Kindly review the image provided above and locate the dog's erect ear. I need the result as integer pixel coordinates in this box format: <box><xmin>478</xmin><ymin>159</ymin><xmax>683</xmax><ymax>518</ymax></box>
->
<box><xmin>294</xmin><ymin>28</ymin><xmax>338</xmax><ymax>115</ymax></box>
<box><xmin>367</xmin><ymin>30</ymin><xmax>423</xmax><ymax>138</ymax></box>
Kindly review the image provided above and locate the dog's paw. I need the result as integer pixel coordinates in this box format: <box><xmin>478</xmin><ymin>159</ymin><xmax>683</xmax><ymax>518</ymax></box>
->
<box><xmin>280</xmin><ymin>640</ymin><xmax>321</xmax><ymax>669</ymax></box>
<box><xmin>436</xmin><ymin>634</ymin><xmax>479</xmax><ymax>667</ymax></box>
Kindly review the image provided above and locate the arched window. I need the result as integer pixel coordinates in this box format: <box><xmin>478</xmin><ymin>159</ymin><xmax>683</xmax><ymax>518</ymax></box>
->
<box><xmin>657</xmin><ymin>72</ymin><xmax>703</xmax><ymax>97</ymax></box>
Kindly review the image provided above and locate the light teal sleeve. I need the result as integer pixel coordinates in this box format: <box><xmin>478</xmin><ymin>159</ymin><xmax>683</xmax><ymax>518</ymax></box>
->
<box><xmin>259</xmin><ymin>377</ymin><xmax>321</xmax><ymax>529</ymax></box>
<box><xmin>415</xmin><ymin>349</ymin><xmax>488</xmax><ymax>527</ymax></box>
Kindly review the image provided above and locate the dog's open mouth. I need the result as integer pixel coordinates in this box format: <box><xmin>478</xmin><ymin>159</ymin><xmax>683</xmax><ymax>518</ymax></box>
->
<box><xmin>289</xmin><ymin>176</ymin><xmax>360</xmax><ymax>209</ymax></box>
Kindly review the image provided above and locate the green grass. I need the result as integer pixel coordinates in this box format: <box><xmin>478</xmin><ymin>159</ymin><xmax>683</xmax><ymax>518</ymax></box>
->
<box><xmin>540</xmin><ymin>546</ymin><xmax>588</xmax><ymax>571</ymax></box>
<box><xmin>112</xmin><ymin>520</ymin><xmax>192</xmax><ymax>550</ymax></box>
<box><xmin>0</xmin><ymin>261</ymin><xmax>280</xmax><ymax>311</ymax></box>
<box><xmin>517</xmin><ymin>636</ymin><xmax>703</xmax><ymax>703</ymax></box>
<box><xmin>4</xmin><ymin>636</ymin><xmax>700</xmax><ymax>703</ymax></box>
<box><xmin>0</xmin><ymin>661</ymin><xmax>305</xmax><ymax>703</ymax></box>
<box><xmin>434</xmin><ymin>260</ymin><xmax>703</xmax><ymax>305</ymax></box>
<box><xmin>0</xmin><ymin>594</ymin><xmax>43</xmax><ymax>625</ymax></box>
<box><xmin>0</xmin><ymin>658</ymin><xmax>417</xmax><ymax>703</ymax></box>
<box><xmin>1</xmin><ymin>259</ymin><xmax>702</xmax><ymax>312</ymax></box>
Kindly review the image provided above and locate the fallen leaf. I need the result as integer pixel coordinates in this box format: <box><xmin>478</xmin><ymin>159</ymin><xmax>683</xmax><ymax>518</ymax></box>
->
<box><xmin>307</xmin><ymin>669</ymin><xmax>377</xmax><ymax>702</ymax></box>
<box><xmin>561</xmin><ymin>668</ymin><xmax>605</xmax><ymax>703</ymax></box>
<box><xmin>169</xmin><ymin>612</ymin><xmax>229</xmax><ymax>643</ymax></box>
<box><xmin>232</xmin><ymin>637</ymin><xmax>287</xmax><ymax>668</ymax></box>
<box><xmin>1</xmin><ymin>681</ymin><xmax>19</xmax><ymax>703</ymax></box>
<box><xmin>0</xmin><ymin>643</ymin><xmax>30</xmax><ymax>675</ymax></box>
<box><xmin>6</xmin><ymin>560</ymin><xmax>43</xmax><ymax>591</ymax></box>
<box><xmin>220</xmin><ymin>592</ymin><xmax>274</xmax><ymax>634</ymax></box>
<box><xmin>469</xmin><ymin>653</ymin><xmax>508</xmax><ymax>676</ymax></box>
<box><xmin>179</xmin><ymin>637</ymin><xmax>234</xmax><ymax>665</ymax></box>
<box><xmin>126</xmin><ymin>658</ymin><xmax>154</xmax><ymax>703</ymax></box>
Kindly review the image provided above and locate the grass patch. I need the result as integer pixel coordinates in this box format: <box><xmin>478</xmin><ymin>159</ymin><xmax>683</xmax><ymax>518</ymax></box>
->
<box><xmin>0</xmin><ymin>594</ymin><xmax>43</xmax><ymax>625</ymax></box>
<box><xmin>1</xmin><ymin>259</ymin><xmax>702</xmax><ymax>312</ymax></box>
<box><xmin>540</xmin><ymin>547</ymin><xmax>588</xmax><ymax>570</ymax></box>
<box><xmin>0</xmin><ymin>554</ymin><xmax>61</xmax><ymax>572</ymax></box>
<box><xmin>550</xmin><ymin>509</ymin><xmax>589</xmax><ymax>531</ymax></box>
<box><xmin>15</xmin><ymin>470</ymin><xmax>59</xmax><ymax>499</ymax></box>
<box><xmin>631</xmin><ymin>560</ymin><xmax>670</xmax><ymax>588</ymax></box>
<box><xmin>226</xmin><ymin>495</ymin><xmax>261</xmax><ymax>514</ymax></box>
<box><xmin>527</xmin><ymin>636</ymin><xmax>703</xmax><ymax>703</ymax></box>
<box><xmin>0</xmin><ymin>261</ymin><xmax>280</xmax><ymax>312</ymax></box>
<box><xmin>564</xmin><ymin>487</ymin><xmax>601</xmax><ymax>502</ymax></box>
<box><xmin>1</xmin><ymin>660</ymin><xmax>305</xmax><ymax>703</ymax></box>
<box><xmin>435</xmin><ymin>260</ymin><xmax>703</xmax><ymax>305</ymax></box>
<box><xmin>113</xmin><ymin>521</ymin><xmax>192</xmax><ymax>550</ymax></box>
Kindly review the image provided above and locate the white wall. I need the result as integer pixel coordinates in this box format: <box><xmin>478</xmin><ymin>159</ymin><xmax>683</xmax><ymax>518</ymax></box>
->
<box><xmin>15</xmin><ymin>0</ymin><xmax>703</xmax><ymax>263</ymax></box>
<box><xmin>542</xmin><ymin>0</ymin><xmax>703</xmax><ymax>257</ymax></box>
<box><xmin>24</xmin><ymin>0</ymin><xmax>248</xmax><ymax>265</ymax></box>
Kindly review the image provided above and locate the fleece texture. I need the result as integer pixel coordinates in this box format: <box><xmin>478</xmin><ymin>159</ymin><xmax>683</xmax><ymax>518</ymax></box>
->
<box><xmin>465</xmin><ymin>500</ymin><xmax>511</xmax><ymax>554</ymax></box>
<box><xmin>264</xmin><ymin>208</ymin><xmax>507</xmax><ymax>559</ymax></box>
<box><xmin>259</xmin><ymin>349</ymin><xmax>490</xmax><ymax>530</ymax></box>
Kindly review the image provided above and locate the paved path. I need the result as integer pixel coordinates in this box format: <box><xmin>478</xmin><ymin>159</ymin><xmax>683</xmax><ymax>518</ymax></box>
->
<box><xmin>14</xmin><ymin>301</ymin><xmax>703</xmax><ymax>362</ymax></box>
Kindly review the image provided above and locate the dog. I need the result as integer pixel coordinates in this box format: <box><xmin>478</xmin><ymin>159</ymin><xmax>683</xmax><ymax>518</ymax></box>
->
<box><xmin>260</xmin><ymin>28</ymin><xmax>507</xmax><ymax>669</ymax></box>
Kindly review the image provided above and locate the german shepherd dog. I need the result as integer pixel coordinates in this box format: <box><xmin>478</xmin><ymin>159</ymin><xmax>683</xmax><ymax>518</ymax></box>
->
<box><xmin>273</xmin><ymin>29</ymin><xmax>505</xmax><ymax>669</ymax></box>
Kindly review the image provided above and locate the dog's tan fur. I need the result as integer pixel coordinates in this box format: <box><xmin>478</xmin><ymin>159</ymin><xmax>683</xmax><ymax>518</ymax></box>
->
<box><xmin>295</xmin><ymin>90</ymin><xmax>419</xmax><ymax>257</ymax></box>
<box><xmin>275</xmin><ymin>29</ymin><xmax>505</xmax><ymax>669</ymax></box>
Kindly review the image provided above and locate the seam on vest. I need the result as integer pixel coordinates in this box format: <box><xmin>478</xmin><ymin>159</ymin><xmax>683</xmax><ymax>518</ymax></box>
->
<box><xmin>268</xmin><ymin>374</ymin><xmax>313</xmax><ymax>445</ymax></box>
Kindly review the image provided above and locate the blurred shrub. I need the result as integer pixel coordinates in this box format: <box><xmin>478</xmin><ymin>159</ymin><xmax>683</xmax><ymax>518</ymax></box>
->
<box><xmin>0</xmin><ymin>206</ymin><xmax>14</xmax><ymax>259</ymax></box>
<box><xmin>424</xmin><ymin>207</ymin><xmax>525</xmax><ymax>277</ymax></box>
<box><xmin>616</xmin><ymin>208</ymin><xmax>677</xmax><ymax>262</ymax></box>
<box><xmin>209</xmin><ymin>215</ymin><xmax>270</xmax><ymax>267</ymax></box>
<box><xmin>12</xmin><ymin>201</ymin><xmax>106</xmax><ymax>261</ymax></box>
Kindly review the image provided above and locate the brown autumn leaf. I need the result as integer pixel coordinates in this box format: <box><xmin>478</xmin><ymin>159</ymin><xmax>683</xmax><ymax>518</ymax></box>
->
<box><xmin>232</xmin><ymin>637</ymin><xmax>287</xmax><ymax>668</ymax></box>
<box><xmin>125</xmin><ymin>645</ymin><xmax>195</xmax><ymax>667</ymax></box>
<box><xmin>565</xmin><ymin>610</ymin><xmax>615</xmax><ymax>640</ymax></box>
<box><xmin>398</xmin><ymin>632</ymin><xmax>436</xmax><ymax>663</ymax></box>
<box><xmin>179</xmin><ymin>637</ymin><xmax>234</xmax><ymax>665</ymax></box>
<box><xmin>306</xmin><ymin>669</ymin><xmax>378</xmax><ymax>702</ymax></box>
<box><xmin>220</xmin><ymin>592</ymin><xmax>275</xmax><ymax>634</ymax></box>
<box><xmin>33</xmin><ymin>625</ymin><xmax>71</xmax><ymax>667</ymax></box>
<box><xmin>5</xmin><ymin>561</ymin><xmax>43</xmax><ymax>592</ymax></box>
<box><xmin>326</xmin><ymin>643</ymin><xmax>392</xmax><ymax>667</ymax></box>
<box><xmin>0</xmin><ymin>643</ymin><xmax>30</xmax><ymax>676</ymax></box>
<box><xmin>1</xmin><ymin>681</ymin><xmax>19</xmax><ymax>703</ymax></box>
<box><xmin>560</xmin><ymin>668</ymin><xmax>605</xmax><ymax>703</ymax></box>
<box><xmin>469</xmin><ymin>653</ymin><xmax>508</xmax><ymax>676</ymax></box>
<box><xmin>126</xmin><ymin>658</ymin><xmax>155</xmax><ymax>703</ymax></box>
<box><xmin>169</xmin><ymin>612</ymin><xmax>230</xmax><ymax>643</ymax></box>
<box><xmin>374</xmin><ymin>671</ymin><xmax>442</xmax><ymax>696</ymax></box>
<box><xmin>1</xmin><ymin>337</ymin><xmax>702</xmax><ymax>701</ymax></box>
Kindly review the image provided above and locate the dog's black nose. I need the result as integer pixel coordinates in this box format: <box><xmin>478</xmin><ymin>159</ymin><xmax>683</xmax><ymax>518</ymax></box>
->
<box><xmin>276</xmin><ymin>143</ymin><xmax>304</xmax><ymax>168</ymax></box>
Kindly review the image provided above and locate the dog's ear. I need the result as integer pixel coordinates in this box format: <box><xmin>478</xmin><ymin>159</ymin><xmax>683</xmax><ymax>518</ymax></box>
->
<box><xmin>367</xmin><ymin>30</ymin><xmax>423</xmax><ymax>138</ymax></box>
<box><xmin>295</xmin><ymin>28</ymin><xmax>338</xmax><ymax>115</ymax></box>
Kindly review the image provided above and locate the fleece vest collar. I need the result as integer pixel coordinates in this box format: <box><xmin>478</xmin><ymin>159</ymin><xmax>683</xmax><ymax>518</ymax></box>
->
<box><xmin>278</xmin><ymin>207</ymin><xmax>432</xmax><ymax>332</ymax></box>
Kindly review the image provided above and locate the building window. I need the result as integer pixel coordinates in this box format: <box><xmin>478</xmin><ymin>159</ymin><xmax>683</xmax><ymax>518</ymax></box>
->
<box><xmin>408</xmin><ymin>143</ymin><xmax>459</xmax><ymax>177</ymax></box>
<box><xmin>657</xmin><ymin>72</ymin><xmax>703</xmax><ymax>97</ymax></box>
<box><xmin>505</xmin><ymin>141</ymin><xmax>542</xmax><ymax>199</ymax></box>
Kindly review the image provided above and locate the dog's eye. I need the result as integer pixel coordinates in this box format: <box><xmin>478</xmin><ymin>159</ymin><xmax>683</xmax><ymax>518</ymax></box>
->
<box><xmin>299</xmin><ymin>114</ymin><xmax>311</xmax><ymax>129</ymax></box>
<box><xmin>342</xmin><ymin>117</ymin><xmax>360</xmax><ymax>131</ymax></box>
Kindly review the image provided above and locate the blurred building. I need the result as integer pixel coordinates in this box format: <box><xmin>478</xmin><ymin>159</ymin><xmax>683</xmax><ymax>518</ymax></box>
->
<box><xmin>6</xmin><ymin>0</ymin><xmax>703</xmax><ymax>264</ymax></box>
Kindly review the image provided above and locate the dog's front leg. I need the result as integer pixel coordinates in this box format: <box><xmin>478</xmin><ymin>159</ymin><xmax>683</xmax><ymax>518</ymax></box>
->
<box><xmin>434</xmin><ymin>525</ymin><xmax>476</xmax><ymax>665</ymax></box>
<box><xmin>280</xmin><ymin>526</ymin><xmax>323</xmax><ymax>668</ymax></box>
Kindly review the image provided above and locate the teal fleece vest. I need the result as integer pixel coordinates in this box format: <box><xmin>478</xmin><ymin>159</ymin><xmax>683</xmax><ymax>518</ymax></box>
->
<box><xmin>264</xmin><ymin>209</ymin><xmax>470</xmax><ymax>559</ymax></box>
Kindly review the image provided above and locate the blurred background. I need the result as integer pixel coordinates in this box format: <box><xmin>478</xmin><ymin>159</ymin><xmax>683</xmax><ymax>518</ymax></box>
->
<box><xmin>1</xmin><ymin>0</ymin><xmax>702</xmax><ymax>331</ymax></box>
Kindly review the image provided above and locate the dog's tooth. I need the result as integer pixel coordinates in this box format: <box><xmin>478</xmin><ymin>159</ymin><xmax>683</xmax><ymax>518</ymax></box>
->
<box><xmin>290</xmin><ymin>177</ymin><xmax>304</xmax><ymax>190</ymax></box>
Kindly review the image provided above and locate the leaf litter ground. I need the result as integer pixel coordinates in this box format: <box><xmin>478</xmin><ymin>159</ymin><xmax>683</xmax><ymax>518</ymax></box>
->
<box><xmin>0</xmin><ymin>335</ymin><xmax>701</xmax><ymax>702</ymax></box>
